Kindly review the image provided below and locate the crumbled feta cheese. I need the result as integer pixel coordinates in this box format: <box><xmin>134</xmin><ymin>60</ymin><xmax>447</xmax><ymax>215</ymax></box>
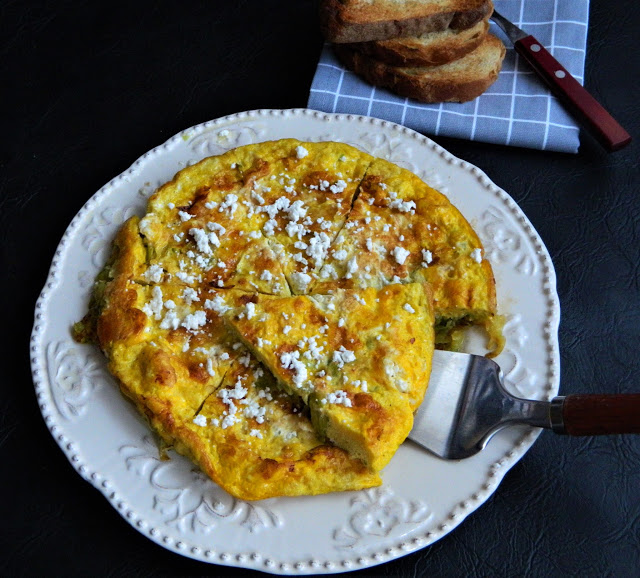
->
<box><xmin>332</xmin><ymin>346</ymin><xmax>356</xmax><ymax>368</ymax></box>
<box><xmin>159</xmin><ymin>310</ymin><xmax>180</xmax><ymax>330</ymax></box>
<box><xmin>143</xmin><ymin>264</ymin><xmax>164</xmax><ymax>283</ymax></box>
<box><xmin>392</xmin><ymin>246</ymin><xmax>410</xmax><ymax>265</ymax></box>
<box><xmin>384</xmin><ymin>359</ymin><xmax>409</xmax><ymax>393</ymax></box>
<box><xmin>189</xmin><ymin>227</ymin><xmax>214</xmax><ymax>255</ymax></box>
<box><xmin>193</xmin><ymin>415</ymin><xmax>207</xmax><ymax>427</ymax></box>
<box><xmin>219</xmin><ymin>193</ymin><xmax>239</xmax><ymax>217</ymax></box>
<box><xmin>403</xmin><ymin>303</ymin><xmax>416</xmax><ymax>314</ymax></box>
<box><xmin>306</xmin><ymin>231</ymin><xmax>331</xmax><ymax>267</ymax></box>
<box><xmin>295</xmin><ymin>145</ymin><xmax>309</xmax><ymax>159</ymax></box>
<box><xmin>388</xmin><ymin>193</ymin><xmax>416</xmax><ymax>214</ymax></box>
<box><xmin>142</xmin><ymin>285</ymin><xmax>164</xmax><ymax>319</ymax></box>
<box><xmin>290</xmin><ymin>271</ymin><xmax>311</xmax><ymax>292</ymax></box>
<box><xmin>292</xmin><ymin>252</ymin><xmax>308</xmax><ymax>265</ymax></box>
<box><xmin>285</xmin><ymin>221</ymin><xmax>307</xmax><ymax>239</ymax></box>
<box><xmin>319</xmin><ymin>263</ymin><xmax>338</xmax><ymax>280</ymax></box>
<box><xmin>182</xmin><ymin>310</ymin><xmax>207</xmax><ymax>331</ymax></box>
<box><xmin>345</xmin><ymin>256</ymin><xmax>359</xmax><ymax>279</ymax></box>
<box><xmin>329</xmin><ymin>179</ymin><xmax>347</xmax><ymax>194</ymax></box>
<box><xmin>326</xmin><ymin>390</ymin><xmax>352</xmax><ymax>407</ymax></box>
<box><xmin>280</xmin><ymin>351</ymin><xmax>308</xmax><ymax>389</ymax></box>
<box><xmin>262</xmin><ymin>219</ymin><xmax>277</xmax><ymax>236</ymax></box>
<box><xmin>286</xmin><ymin>199</ymin><xmax>307</xmax><ymax>222</ymax></box>
<box><xmin>181</xmin><ymin>287</ymin><xmax>199</xmax><ymax>305</ymax></box>
<box><xmin>471</xmin><ymin>248</ymin><xmax>482</xmax><ymax>263</ymax></box>
<box><xmin>333</xmin><ymin>249</ymin><xmax>348</xmax><ymax>261</ymax></box>
<box><xmin>207</xmin><ymin>222</ymin><xmax>226</xmax><ymax>235</ymax></box>
<box><xmin>302</xmin><ymin>335</ymin><xmax>325</xmax><ymax>362</ymax></box>
<box><xmin>204</xmin><ymin>295</ymin><xmax>230</xmax><ymax>314</ymax></box>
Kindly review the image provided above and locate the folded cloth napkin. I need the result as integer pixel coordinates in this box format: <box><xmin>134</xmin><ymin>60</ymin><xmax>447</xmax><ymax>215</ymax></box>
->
<box><xmin>308</xmin><ymin>0</ymin><xmax>589</xmax><ymax>153</ymax></box>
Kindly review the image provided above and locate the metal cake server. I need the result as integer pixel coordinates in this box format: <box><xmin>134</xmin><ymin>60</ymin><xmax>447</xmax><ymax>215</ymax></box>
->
<box><xmin>490</xmin><ymin>9</ymin><xmax>631</xmax><ymax>152</ymax></box>
<box><xmin>409</xmin><ymin>349</ymin><xmax>640</xmax><ymax>460</ymax></box>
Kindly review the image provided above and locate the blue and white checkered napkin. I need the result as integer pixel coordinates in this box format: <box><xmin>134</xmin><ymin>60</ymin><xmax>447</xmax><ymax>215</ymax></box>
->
<box><xmin>308</xmin><ymin>0</ymin><xmax>589</xmax><ymax>153</ymax></box>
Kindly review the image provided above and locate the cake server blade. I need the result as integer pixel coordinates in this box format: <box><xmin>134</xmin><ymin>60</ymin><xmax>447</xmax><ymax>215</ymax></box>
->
<box><xmin>409</xmin><ymin>349</ymin><xmax>640</xmax><ymax>460</ymax></box>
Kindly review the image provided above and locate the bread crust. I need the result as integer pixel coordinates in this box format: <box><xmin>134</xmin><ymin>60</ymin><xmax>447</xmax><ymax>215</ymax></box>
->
<box><xmin>319</xmin><ymin>0</ymin><xmax>493</xmax><ymax>43</ymax></box>
<box><xmin>334</xmin><ymin>33</ymin><xmax>506</xmax><ymax>103</ymax></box>
<box><xmin>351</xmin><ymin>18</ymin><xmax>489</xmax><ymax>67</ymax></box>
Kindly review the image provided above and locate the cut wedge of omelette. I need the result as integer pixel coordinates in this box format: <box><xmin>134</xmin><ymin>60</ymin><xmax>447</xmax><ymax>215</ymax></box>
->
<box><xmin>74</xmin><ymin>138</ymin><xmax>502</xmax><ymax>500</ymax></box>
<box><xmin>223</xmin><ymin>283</ymin><xmax>434</xmax><ymax>471</ymax></box>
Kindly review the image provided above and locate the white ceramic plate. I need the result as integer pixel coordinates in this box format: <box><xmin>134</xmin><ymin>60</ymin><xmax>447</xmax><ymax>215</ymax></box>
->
<box><xmin>30</xmin><ymin>109</ymin><xmax>560</xmax><ymax>575</ymax></box>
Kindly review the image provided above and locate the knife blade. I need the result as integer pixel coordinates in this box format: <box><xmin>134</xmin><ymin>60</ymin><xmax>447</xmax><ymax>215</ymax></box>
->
<box><xmin>491</xmin><ymin>9</ymin><xmax>631</xmax><ymax>152</ymax></box>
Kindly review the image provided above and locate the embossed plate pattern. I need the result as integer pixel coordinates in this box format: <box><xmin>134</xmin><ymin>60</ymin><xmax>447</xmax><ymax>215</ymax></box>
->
<box><xmin>30</xmin><ymin>109</ymin><xmax>560</xmax><ymax>574</ymax></box>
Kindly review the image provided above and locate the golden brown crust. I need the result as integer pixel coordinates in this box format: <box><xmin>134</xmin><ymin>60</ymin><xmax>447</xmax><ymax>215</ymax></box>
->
<box><xmin>319</xmin><ymin>0</ymin><xmax>493</xmax><ymax>43</ymax></box>
<box><xmin>94</xmin><ymin>218</ymin><xmax>148</xmax><ymax>350</ymax></box>
<box><xmin>334</xmin><ymin>33</ymin><xmax>506</xmax><ymax>103</ymax></box>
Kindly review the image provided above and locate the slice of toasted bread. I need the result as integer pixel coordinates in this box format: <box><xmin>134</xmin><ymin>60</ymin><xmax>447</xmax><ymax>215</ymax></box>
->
<box><xmin>319</xmin><ymin>0</ymin><xmax>493</xmax><ymax>43</ymax></box>
<box><xmin>334</xmin><ymin>32</ymin><xmax>506</xmax><ymax>104</ymax></box>
<box><xmin>350</xmin><ymin>17</ymin><xmax>489</xmax><ymax>67</ymax></box>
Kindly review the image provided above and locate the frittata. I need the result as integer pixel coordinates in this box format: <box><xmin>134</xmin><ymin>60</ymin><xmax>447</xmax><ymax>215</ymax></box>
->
<box><xmin>74</xmin><ymin>138</ymin><xmax>502</xmax><ymax>500</ymax></box>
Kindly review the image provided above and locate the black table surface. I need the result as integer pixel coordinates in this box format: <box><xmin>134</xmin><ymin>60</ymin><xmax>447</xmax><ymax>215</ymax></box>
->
<box><xmin>4</xmin><ymin>1</ymin><xmax>640</xmax><ymax>576</ymax></box>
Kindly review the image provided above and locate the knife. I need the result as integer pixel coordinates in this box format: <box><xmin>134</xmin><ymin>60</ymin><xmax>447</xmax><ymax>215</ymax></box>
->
<box><xmin>491</xmin><ymin>9</ymin><xmax>631</xmax><ymax>152</ymax></box>
<box><xmin>409</xmin><ymin>349</ymin><xmax>640</xmax><ymax>460</ymax></box>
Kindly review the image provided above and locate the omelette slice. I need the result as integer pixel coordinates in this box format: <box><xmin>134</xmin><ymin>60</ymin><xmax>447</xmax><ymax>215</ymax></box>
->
<box><xmin>230</xmin><ymin>139</ymin><xmax>374</xmax><ymax>293</ymax></box>
<box><xmin>311</xmin><ymin>157</ymin><xmax>502</xmax><ymax>352</ymax></box>
<box><xmin>224</xmin><ymin>283</ymin><xmax>435</xmax><ymax>471</ymax></box>
<box><xmin>136</xmin><ymin>148</ymin><xmax>291</xmax><ymax>296</ymax></box>
<box><xmin>181</xmin><ymin>353</ymin><xmax>381</xmax><ymax>500</ymax></box>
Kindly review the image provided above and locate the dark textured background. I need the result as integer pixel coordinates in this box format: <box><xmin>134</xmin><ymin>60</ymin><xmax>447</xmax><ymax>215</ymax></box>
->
<box><xmin>3</xmin><ymin>1</ymin><xmax>640</xmax><ymax>576</ymax></box>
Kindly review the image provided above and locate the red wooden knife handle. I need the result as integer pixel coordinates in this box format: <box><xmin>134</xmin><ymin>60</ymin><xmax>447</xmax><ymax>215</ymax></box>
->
<box><xmin>561</xmin><ymin>394</ymin><xmax>640</xmax><ymax>436</ymax></box>
<box><xmin>515</xmin><ymin>35</ymin><xmax>632</xmax><ymax>152</ymax></box>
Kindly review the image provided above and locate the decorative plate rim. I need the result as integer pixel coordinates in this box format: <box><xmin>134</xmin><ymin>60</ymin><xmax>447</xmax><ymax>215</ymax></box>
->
<box><xmin>30</xmin><ymin>108</ymin><xmax>560</xmax><ymax>575</ymax></box>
